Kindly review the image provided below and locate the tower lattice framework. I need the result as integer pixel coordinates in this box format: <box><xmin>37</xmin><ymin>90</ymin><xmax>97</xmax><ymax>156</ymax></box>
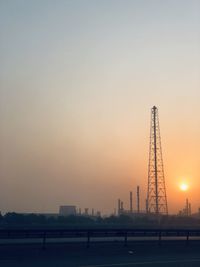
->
<box><xmin>147</xmin><ymin>106</ymin><xmax>168</xmax><ymax>215</ymax></box>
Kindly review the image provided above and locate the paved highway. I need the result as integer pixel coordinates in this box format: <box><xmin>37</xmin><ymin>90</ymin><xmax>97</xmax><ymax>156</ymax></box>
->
<box><xmin>1</xmin><ymin>242</ymin><xmax>200</xmax><ymax>267</ymax></box>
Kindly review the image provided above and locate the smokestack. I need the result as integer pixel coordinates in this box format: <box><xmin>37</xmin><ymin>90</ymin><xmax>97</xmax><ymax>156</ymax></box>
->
<box><xmin>118</xmin><ymin>199</ymin><xmax>121</xmax><ymax>215</ymax></box>
<box><xmin>130</xmin><ymin>191</ymin><xmax>133</xmax><ymax>212</ymax></box>
<box><xmin>137</xmin><ymin>186</ymin><xmax>140</xmax><ymax>213</ymax></box>
<box><xmin>186</xmin><ymin>199</ymin><xmax>189</xmax><ymax>216</ymax></box>
<box><xmin>79</xmin><ymin>208</ymin><xmax>81</xmax><ymax>215</ymax></box>
<box><xmin>189</xmin><ymin>203</ymin><xmax>191</xmax><ymax>216</ymax></box>
<box><xmin>92</xmin><ymin>209</ymin><xmax>94</xmax><ymax>216</ymax></box>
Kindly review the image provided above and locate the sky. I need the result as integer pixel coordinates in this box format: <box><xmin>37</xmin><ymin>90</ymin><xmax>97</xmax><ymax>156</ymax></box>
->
<box><xmin>0</xmin><ymin>0</ymin><xmax>200</xmax><ymax>215</ymax></box>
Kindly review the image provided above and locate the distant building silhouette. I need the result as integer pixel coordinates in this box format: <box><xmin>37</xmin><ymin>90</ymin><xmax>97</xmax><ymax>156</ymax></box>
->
<box><xmin>59</xmin><ymin>205</ymin><xmax>76</xmax><ymax>216</ymax></box>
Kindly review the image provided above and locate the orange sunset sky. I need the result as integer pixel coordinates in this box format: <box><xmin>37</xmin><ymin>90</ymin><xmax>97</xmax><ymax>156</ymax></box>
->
<box><xmin>0</xmin><ymin>0</ymin><xmax>200</xmax><ymax>214</ymax></box>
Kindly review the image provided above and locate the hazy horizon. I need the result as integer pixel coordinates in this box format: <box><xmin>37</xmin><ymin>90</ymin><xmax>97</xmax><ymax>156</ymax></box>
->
<box><xmin>0</xmin><ymin>0</ymin><xmax>200</xmax><ymax>215</ymax></box>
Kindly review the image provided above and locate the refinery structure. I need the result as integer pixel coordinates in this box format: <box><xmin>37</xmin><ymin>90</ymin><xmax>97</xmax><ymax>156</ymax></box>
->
<box><xmin>62</xmin><ymin>107</ymin><xmax>194</xmax><ymax>218</ymax></box>
<box><xmin>53</xmin><ymin>107</ymin><xmax>196</xmax><ymax>218</ymax></box>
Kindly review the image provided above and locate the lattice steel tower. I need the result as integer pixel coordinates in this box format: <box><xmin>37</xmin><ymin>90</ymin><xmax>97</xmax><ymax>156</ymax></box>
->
<box><xmin>147</xmin><ymin>106</ymin><xmax>168</xmax><ymax>215</ymax></box>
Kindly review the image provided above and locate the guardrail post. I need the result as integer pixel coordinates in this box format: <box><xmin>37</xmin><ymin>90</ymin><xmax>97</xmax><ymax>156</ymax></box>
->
<box><xmin>158</xmin><ymin>231</ymin><xmax>162</xmax><ymax>246</ymax></box>
<box><xmin>124</xmin><ymin>232</ymin><xmax>128</xmax><ymax>247</ymax></box>
<box><xmin>42</xmin><ymin>232</ymin><xmax>46</xmax><ymax>250</ymax></box>
<box><xmin>186</xmin><ymin>231</ymin><xmax>189</xmax><ymax>246</ymax></box>
<box><xmin>87</xmin><ymin>231</ymin><xmax>90</xmax><ymax>248</ymax></box>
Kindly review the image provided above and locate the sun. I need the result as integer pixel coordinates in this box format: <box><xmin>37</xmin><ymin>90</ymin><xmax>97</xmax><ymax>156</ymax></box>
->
<box><xmin>180</xmin><ymin>183</ymin><xmax>188</xmax><ymax>191</ymax></box>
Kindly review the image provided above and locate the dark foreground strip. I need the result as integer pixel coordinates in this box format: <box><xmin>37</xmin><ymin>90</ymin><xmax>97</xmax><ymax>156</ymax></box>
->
<box><xmin>80</xmin><ymin>258</ymin><xmax>200</xmax><ymax>267</ymax></box>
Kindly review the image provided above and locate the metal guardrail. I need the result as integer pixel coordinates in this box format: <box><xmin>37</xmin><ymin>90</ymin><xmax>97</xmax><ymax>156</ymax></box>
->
<box><xmin>0</xmin><ymin>228</ymin><xmax>200</xmax><ymax>249</ymax></box>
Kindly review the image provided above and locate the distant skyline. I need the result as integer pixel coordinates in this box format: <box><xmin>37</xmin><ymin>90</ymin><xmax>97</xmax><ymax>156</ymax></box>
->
<box><xmin>0</xmin><ymin>0</ymin><xmax>200</xmax><ymax>214</ymax></box>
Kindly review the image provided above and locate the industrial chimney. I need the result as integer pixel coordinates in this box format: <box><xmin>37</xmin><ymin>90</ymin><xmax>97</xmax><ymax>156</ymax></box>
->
<box><xmin>137</xmin><ymin>186</ymin><xmax>140</xmax><ymax>213</ymax></box>
<box><xmin>130</xmin><ymin>191</ymin><xmax>133</xmax><ymax>213</ymax></box>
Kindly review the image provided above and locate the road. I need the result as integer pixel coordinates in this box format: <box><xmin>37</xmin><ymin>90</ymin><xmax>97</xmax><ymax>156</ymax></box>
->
<box><xmin>1</xmin><ymin>241</ymin><xmax>200</xmax><ymax>267</ymax></box>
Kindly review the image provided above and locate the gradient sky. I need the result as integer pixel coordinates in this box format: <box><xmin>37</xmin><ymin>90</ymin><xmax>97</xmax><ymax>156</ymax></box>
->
<box><xmin>0</xmin><ymin>0</ymin><xmax>200</xmax><ymax>214</ymax></box>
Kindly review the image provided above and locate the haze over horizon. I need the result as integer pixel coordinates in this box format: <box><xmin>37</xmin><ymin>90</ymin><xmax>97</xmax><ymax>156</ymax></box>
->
<box><xmin>0</xmin><ymin>0</ymin><xmax>200</xmax><ymax>215</ymax></box>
